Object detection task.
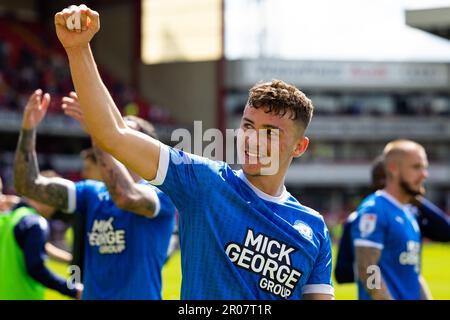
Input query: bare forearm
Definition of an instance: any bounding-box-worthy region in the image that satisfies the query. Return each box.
[14,128,39,194]
[366,277,392,300]
[93,145,157,216]
[14,128,69,210]
[66,46,124,149]
[46,243,73,264]
[358,268,393,300]
[65,45,160,180]
[355,246,393,300]
[93,145,133,202]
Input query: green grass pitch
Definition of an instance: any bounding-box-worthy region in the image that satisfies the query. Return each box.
[45,243,450,300]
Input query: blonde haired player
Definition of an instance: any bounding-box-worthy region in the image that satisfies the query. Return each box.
[352,140,431,300]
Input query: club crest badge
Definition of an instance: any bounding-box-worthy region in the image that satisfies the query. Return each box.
[293,220,313,241]
[359,213,377,238]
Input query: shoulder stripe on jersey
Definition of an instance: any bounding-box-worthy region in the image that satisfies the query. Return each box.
[376,190,408,211]
[146,187,161,219]
[149,143,170,186]
[353,239,384,250]
[302,284,335,296]
[59,179,76,213]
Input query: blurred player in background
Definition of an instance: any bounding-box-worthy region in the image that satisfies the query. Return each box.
[69,147,102,282]
[54,5,334,300]
[14,89,176,299]
[335,155,450,285]
[2,175,73,264]
[36,171,73,265]
[350,140,439,299]
[80,148,102,181]
[65,95,180,261]
[0,170,81,300]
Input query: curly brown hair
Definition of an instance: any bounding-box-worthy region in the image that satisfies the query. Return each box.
[247,79,314,130]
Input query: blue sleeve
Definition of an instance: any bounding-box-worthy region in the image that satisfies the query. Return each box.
[14,216,78,298]
[150,145,225,212]
[351,205,387,250]
[155,188,177,218]
[73,180,99,214]
[417,198,450,242]
[303,228,334,296]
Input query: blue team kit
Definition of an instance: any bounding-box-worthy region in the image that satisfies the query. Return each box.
[68,180,176,299]
[150,145,334,300]
[351,190,421,300]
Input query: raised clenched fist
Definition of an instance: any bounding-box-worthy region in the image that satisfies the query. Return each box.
[54,4,100,50]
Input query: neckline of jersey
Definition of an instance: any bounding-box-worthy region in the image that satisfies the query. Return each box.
[237,170,290,203]
[376,190,409,211]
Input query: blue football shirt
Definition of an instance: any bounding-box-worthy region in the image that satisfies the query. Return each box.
[351,190,422,300]
[67,179,176,300]
[149,145,334,300]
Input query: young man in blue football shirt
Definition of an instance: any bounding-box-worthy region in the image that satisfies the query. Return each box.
[351,140,431,300]
[14,90,176,299]
[54,5,334,300]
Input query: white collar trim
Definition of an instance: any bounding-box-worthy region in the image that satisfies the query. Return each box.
[376,190,408,211]
[237,170,290,203]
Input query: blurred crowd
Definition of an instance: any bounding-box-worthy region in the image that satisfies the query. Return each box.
[0,16,177,194]
[229,89,450,118]
[0,16,175,123]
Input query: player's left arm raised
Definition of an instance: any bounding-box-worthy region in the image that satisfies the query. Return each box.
[55,5,160,181]
[14,90,73,211]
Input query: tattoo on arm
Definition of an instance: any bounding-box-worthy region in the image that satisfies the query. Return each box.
[355,246,393,300]
[14,128,69,210]
[94,145,157,217]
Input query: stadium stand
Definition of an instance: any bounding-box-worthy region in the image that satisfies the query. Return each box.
[0,14,178,193]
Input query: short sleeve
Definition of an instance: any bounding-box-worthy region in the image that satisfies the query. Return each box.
[351,205,387,250]
[303,228,334,296]
[67,180,100,214]
[148,144,224,211]
[154,188,177,218]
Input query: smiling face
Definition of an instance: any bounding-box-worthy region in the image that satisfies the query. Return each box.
[238,105,309,176]
[237,80,313,177]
